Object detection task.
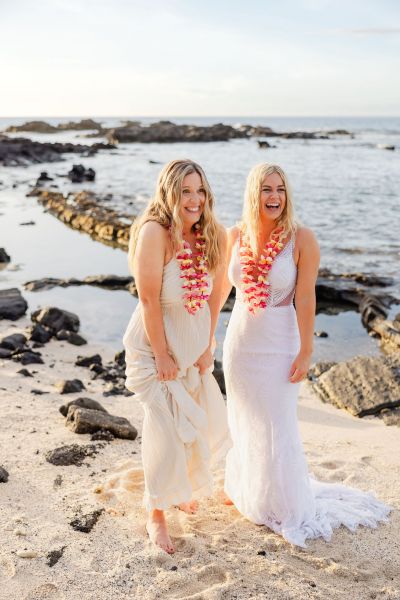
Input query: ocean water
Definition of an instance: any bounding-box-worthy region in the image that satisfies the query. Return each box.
[0,116,399,358]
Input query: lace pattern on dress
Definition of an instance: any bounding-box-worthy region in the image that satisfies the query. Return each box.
[229,234,297,308]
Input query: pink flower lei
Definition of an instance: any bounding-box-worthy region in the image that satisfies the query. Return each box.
[239,229,284,314]
[175,224,210,315]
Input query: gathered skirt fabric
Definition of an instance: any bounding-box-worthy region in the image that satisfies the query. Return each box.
[123,259,230,511]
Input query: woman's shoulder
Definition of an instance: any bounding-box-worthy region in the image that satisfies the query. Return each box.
[294,225,318,246]
[294,226,320,264]
[227,225,240,244]
[139,220,169,240]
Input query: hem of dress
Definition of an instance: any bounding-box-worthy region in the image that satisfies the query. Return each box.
[143,481,213,512]
[210,436,232,467]
[224,482,392,548]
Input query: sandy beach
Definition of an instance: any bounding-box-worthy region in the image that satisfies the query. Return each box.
[1,314,399,600]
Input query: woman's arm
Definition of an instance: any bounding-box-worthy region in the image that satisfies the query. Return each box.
[195,225,228,375]
[133,221,178,381]
[289,227,320,383]
[208,225,228,343]
[219,226,239,310]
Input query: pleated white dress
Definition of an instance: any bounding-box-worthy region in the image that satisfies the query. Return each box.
[223,236,391,547]
[123,257,230,512]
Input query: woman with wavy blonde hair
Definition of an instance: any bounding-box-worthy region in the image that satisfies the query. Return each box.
[220,162,390,547]
[123,159,230,554]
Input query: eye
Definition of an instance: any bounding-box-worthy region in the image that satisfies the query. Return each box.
[262,187,272,192]
[278,188,286,193]
[182,189,191,194]
[198,188,206,195]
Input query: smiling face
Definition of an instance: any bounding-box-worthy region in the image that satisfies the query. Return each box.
[179,171,206,230]
[259,171,286,224]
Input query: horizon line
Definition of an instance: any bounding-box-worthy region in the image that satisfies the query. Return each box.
[1,114,400,119]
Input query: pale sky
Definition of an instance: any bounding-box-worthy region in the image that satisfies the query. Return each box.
[1,0,399,116]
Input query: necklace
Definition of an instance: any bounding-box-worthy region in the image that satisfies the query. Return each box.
[175,225,210,315]
[239,230,284,314]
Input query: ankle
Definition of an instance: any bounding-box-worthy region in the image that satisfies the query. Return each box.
[149,509,165,522]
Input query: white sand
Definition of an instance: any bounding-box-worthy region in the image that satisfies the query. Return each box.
[0,317,399,600]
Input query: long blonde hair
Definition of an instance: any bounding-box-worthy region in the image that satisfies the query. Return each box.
[128,159,222,274]
[241,163,297,254]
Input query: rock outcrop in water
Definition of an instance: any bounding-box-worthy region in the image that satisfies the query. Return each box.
[315,269,396,314]
[28,189,132,250]
[3,119,352,148]
[24,275,136,295]
[104,121,333,144]
[106,120,249,144]
[0,135,114,166]
[5,119,103,133]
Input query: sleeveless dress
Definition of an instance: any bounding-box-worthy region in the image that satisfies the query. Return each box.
[123,257,230,511]
[223,234,391,547]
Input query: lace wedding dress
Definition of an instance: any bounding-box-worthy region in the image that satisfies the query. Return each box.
[223,235,391,547]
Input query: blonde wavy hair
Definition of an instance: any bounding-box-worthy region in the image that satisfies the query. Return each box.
[241,163,298,254]
[128,159,222,274]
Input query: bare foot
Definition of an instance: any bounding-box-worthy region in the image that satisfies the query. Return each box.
[176,500,199,514]
[146,510,175,554]
[222,493,234,506]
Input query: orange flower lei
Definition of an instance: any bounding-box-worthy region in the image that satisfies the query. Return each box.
[239,230,284,314]
[176,225,210,315]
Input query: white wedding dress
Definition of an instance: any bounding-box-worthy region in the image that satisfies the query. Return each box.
[223,235,391,547]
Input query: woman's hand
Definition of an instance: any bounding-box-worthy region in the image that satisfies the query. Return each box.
[194,347,214,375]
[155,351,178,381]
[289,351,311,383]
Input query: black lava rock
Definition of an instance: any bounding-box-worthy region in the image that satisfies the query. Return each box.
[46,546,65,567]
[59,397,108,418]
[13,350,44,365]
[69,508,104,533]
[0,333,27,352]
[31,306,80,334]
[75,354,102,368]
[0,288,28,320]
[0,466,9,482]
[55,330,87,346]
[28,323,53,343]
[17,368,33,377]
[45,443,98,466]
[55,379,86,394]
[0,248,11,263]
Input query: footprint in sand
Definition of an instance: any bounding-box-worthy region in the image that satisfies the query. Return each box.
[0,553,15,581]
[165,563,229,599]
[172,536,197,558]
[319,461,344,470]
[23,583,65,600]
[99,464,144,508]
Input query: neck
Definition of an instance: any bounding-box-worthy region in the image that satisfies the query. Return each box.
[258,220,277,242]
[182,226,192,237]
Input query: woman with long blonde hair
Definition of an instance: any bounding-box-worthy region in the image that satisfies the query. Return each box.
[220,163,390,547]
[123,159,230,554]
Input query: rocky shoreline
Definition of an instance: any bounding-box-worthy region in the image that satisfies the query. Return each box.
[0,135,115,167]
[1,126,399,431]
[28,189,132,250]
[1,249,399,429]
[2,118,351,149]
